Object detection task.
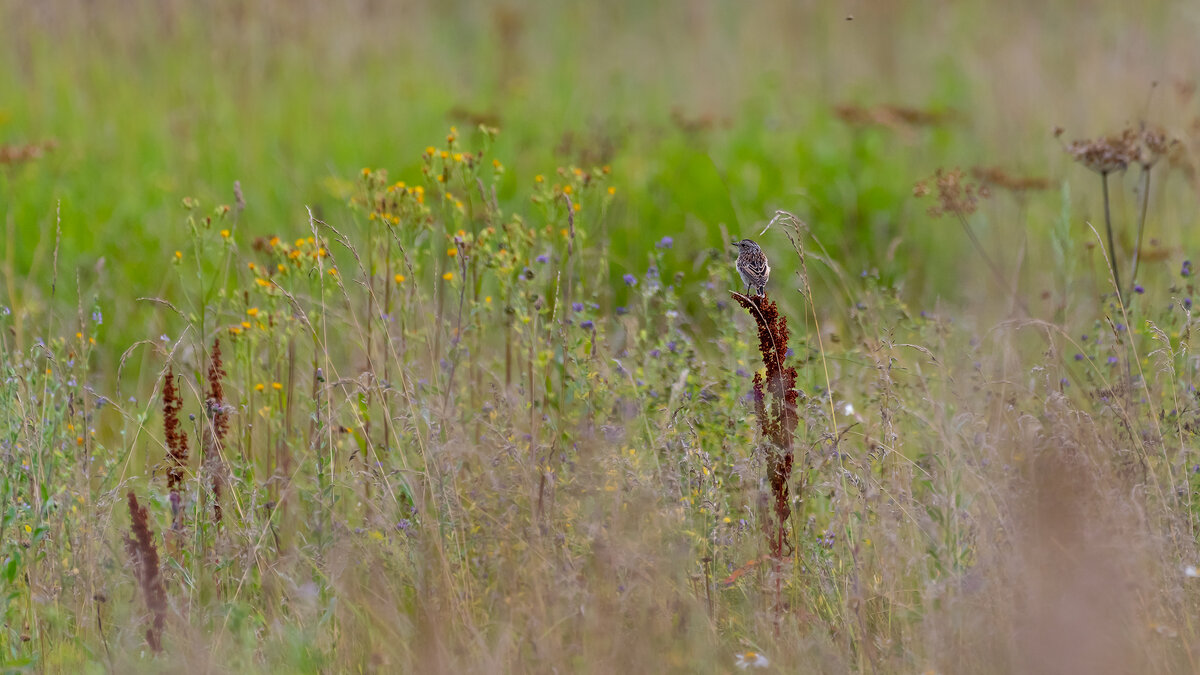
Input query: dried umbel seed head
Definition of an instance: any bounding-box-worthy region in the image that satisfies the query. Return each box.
[914,168,989,218]
[1063,124,1180,173]
[971,166,1052,194]
[1064,130,1136,174]
[0,139,57,166]
[833,103,953,132]
[1134,124,1176,168]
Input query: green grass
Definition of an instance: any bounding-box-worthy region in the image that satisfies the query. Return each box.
[4,0,1200,672]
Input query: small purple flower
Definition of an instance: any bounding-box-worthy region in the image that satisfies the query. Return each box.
[785,347,794,358]
[572,302,583,312]
[1134,284,1145,294]
[1107,356,1119,365]
[1060,378,1069,387]
[616,306,628,315]
[1074,353,1084,361]
[1184,260,1193,277]
[736,368,749,378]
[1115,323,1126,332]
[1081,334,1088,341]
[667,341,677,352]
[580,320,594,330]
[656,236,673,249]
[649,349,660,358]
[1187,298,1194,310]
[536,254,549,264]
[645,266,659,280]
[623,274,637,287]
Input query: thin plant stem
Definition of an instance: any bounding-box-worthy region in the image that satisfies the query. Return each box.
[1129,165,1152,301]
[954,212,1030,315]
[1101,171,1123,307]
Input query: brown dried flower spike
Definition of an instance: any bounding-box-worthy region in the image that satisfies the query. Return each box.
[730,292,799,558]
[125,491,167,652]
[163,368,188,494]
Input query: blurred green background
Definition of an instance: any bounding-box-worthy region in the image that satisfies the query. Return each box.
[2,0,1198,350]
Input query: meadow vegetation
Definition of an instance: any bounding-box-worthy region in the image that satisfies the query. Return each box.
[4,0,1200,672]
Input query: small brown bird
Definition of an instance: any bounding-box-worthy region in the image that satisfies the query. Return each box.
[733,239,770,296]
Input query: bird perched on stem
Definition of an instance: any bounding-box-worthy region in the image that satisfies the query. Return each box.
[733,239,770,296]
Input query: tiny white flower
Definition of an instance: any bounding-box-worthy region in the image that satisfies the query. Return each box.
[1185,565,1199,578]
[735,651,769,669]
[843,402,855,416]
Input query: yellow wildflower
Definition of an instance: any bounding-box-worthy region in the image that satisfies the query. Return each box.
[447,247,458,257]
[220,229,230,238]
[442,272,454,281]
[272,382,283,391]
[247,307,259,316]
[394,274,405,283]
